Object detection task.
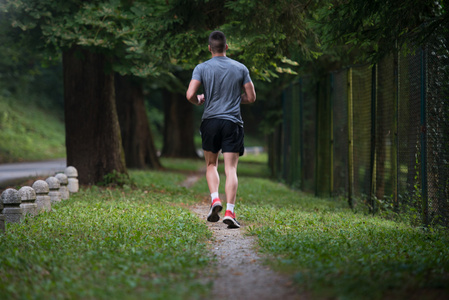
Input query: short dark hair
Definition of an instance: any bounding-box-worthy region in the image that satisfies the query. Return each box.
[209,31,226,53]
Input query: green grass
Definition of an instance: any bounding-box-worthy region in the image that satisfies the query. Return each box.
[0,96,66,163]
[235,178,449,299]
[0,178,211,300]
[159,157,205,173]
[1,156,448,300]
[189,158,449,299]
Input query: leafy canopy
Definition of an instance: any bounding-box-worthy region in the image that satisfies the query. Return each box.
[313,0,448,62]
[1,0,316,80]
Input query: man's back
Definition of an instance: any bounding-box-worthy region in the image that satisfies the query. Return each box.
[192,56,251,126]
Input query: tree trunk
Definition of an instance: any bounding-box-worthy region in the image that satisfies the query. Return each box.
[63,47,126,185]
[115,74,162,169]
[161,90,198,158]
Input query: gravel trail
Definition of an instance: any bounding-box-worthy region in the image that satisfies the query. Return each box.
[182,172,304,300]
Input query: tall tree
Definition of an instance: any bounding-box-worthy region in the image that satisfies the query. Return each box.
[115,75,162,169]
[1,0,165,183]
[161,89,198,158]
[63,47,126,184]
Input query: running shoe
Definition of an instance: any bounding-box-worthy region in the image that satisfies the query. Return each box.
[207,198,222,222]
[223,210,241,229]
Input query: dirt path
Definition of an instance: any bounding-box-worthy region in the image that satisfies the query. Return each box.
[182,172,304,300]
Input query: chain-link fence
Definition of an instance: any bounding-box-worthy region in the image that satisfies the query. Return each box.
[332,70,349,198]
[274,27,449,226]
[425,25,449,226]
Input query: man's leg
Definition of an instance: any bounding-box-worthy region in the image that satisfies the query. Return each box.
[204,150,220,195]
[222,152,241,228]
[204,150,222,222]
[223,152,239,205]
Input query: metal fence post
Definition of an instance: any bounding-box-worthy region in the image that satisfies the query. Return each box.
[393,50,399,211]
[299,78,304,190]
[329,73,334,196]
[420,46,429,225]
[282,89,288,181]
[370,64,378,212]
[348,68,354,208]
[291,82,302,188]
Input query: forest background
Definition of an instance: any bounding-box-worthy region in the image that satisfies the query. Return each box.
[0,0,447,186]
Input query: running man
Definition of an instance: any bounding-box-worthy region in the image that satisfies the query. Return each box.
[186,31,256,228]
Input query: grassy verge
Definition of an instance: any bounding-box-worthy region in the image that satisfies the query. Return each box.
[1,156,448,300]
[190,158,449,300]
[0,170,211,300]
[0,96,66,163]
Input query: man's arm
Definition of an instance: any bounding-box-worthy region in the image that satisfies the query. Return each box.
[186,79,205,105]
[241,81,256,104]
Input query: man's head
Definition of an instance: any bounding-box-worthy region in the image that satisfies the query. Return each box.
[209,31,227,54]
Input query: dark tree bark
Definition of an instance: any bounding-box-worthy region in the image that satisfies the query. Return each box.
[63,47,126,185]
[115,75,162,169]
[161,90,198,158]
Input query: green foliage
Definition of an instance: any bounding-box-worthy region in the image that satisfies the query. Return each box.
[0,0,313,92]
[2,0,165,77]
[314,0,448,62]
[220,0,309,80]
[0,95,65,163]
[98,170,133,188]
[0,185,211,299]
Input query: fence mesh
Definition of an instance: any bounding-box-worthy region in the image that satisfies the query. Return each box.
[425,25,449,226]
[332,70,348,197]
[397,48,422,211]
[352,65,372,199]
[376,56,396,201]
[282,85,293,182]
[301,77,317,193]
[273,26,448,226]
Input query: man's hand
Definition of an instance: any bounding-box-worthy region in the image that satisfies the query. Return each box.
[186,79,203,105]
[197,94,205,105]
[241,81,256,104]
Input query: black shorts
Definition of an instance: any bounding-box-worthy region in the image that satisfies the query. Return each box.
[200,119,244,156]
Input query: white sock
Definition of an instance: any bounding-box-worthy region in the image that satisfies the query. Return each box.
[227,203,235,213]
[211,192,219,202]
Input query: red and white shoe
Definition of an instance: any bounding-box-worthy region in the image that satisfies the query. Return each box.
[207,198,222,222]
[223,210,241,229]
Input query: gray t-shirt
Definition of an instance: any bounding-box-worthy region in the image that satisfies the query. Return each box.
[192,56,252,127]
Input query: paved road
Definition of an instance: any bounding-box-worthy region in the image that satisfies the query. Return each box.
[0,147,264,190]
[0,159,67,189]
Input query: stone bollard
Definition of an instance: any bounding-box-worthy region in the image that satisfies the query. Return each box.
[18,186,38,217]
[1,188,22,224]
[55,173,70,200]
[0,196,5,233]
[65,166,79,194]
[32,180,51,212]
[46,176,62,204]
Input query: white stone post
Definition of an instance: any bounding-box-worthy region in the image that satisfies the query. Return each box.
[1,188,22,224]
[55,173,70,200]
[65,166,79,193]
[46,176,62,204]
[18,186,38,217]
[32,180,51,212]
